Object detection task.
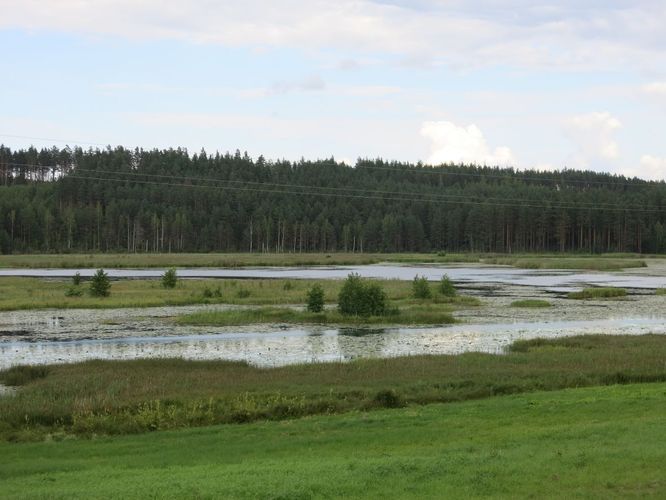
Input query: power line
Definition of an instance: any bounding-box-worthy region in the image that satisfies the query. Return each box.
[70,166,655,210]
[0,143,662,187]
[3,162,662,211]
[61,172,663,213]
[352,162,662,187]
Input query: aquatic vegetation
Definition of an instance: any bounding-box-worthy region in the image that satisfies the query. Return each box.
[510,299,551,308]
[568,287,627,299]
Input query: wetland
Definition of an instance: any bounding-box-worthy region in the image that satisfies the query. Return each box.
[2,260,666,369]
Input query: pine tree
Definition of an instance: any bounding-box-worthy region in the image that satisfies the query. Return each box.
[90,269,111,297]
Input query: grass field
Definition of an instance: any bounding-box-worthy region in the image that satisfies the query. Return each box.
[1,382,664,498]
[0,251,653,270]
[0,276,479,312]
[2,335,665,441]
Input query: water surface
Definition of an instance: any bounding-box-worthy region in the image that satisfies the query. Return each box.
[2,263,666,290]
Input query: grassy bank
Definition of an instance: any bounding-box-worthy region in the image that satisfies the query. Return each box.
[0,251,653,270]
[0,276,479,311]
[0,252,475,268]
[568,287,627,299]
[1,334,665,441]
[484,256,647,270]
[1,383,664,498]
[175,305,457,327]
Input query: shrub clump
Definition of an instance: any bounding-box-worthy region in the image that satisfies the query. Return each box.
[202,286,222,299]
[306,284,325,313]
[89,269,111,297]
[338,273,389,317]
[161,268,178,289]
[568,287,626,300]
[438,274,457,297]
[412,275,432,299]
[510,299,551,308]
[371,389,404,408]
[64,286,83,297]
[65,271,84,297]
[0,365,49,386]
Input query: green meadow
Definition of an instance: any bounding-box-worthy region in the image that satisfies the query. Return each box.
[2,335,665,441]
[1,382,664,498]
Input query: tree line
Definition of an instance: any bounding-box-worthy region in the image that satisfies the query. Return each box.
[0,144,665,254]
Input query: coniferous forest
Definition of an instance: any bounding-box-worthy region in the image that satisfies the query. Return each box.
[0,145,665,255]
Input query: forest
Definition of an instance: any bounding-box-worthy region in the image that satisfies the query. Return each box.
[0,145,665,254]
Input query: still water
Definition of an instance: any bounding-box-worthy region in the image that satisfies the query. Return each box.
[2,264,666,368]
[2,264,666,290]
[2,312,665,369]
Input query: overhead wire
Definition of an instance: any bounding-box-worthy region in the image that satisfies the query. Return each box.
[59,171,663,213]
[0,136,662,187]
[2,162,663,212]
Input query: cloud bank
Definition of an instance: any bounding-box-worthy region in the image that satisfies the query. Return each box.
[3,1,666,70]
[421,121,515,167]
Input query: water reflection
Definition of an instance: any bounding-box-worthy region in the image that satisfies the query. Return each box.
[2,316,666,370]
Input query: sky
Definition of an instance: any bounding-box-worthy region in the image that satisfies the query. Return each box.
[1,1,666,180]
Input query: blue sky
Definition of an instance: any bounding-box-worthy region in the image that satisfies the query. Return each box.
[1,1,666,179]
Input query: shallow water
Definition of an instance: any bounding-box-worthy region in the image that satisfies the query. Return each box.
[3,263,666,290]
[2,286,666,368]
[0,384,15,397]
[2,270,666,368]
[2,316,665,369]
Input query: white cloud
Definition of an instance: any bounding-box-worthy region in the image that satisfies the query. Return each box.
[421,121,515,166]
[3,1,666,70]
[565,112,621,167]
[641,82,666,108]
[268,75,326,95]
[642,82,666,96]
[628,155,666,181]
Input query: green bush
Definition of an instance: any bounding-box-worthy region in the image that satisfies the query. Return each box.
[412,275,432,299]
[89,269,111,297]
[371,389,404,408]
[236,288,251,299]
[72,272,81,286]
[202,286,222,299]
[568,287,626,299]
[438,274,457,297]
[510,299,551,308]
[0,365,49,386]
[306,284,325,313]
[161,268,178,289]
[64,286,83,297]
[338,273,389,317]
